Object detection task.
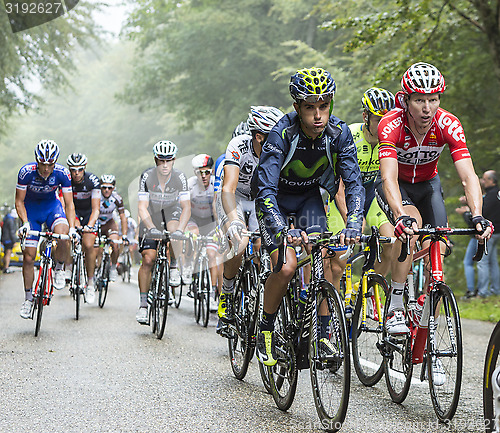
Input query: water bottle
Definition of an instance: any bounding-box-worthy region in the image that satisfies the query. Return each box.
[298,284,308,318]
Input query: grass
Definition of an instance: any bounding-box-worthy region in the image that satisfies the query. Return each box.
[457,294,500,323]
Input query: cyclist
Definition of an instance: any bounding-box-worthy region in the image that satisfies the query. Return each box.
[376,62,492,336]
[136,140,190,324]
[327,87,396,284]
[186,154,221,303]
[253,67,364,366]
[97,174,128,283]
[215,106,284,326]
[66,152,100,303]
[15,140,77,319]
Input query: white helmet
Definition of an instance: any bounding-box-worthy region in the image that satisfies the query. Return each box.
[67,152,88,168]
[100,174,116,185]
[247,106,284,134]
[153,140,177,160]
[191,154,214,169]
[35,140,59,163]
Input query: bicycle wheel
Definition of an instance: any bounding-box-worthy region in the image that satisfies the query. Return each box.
[484,321,500,433]
[98,257,110,308]
[383,287,413,403]
[173,256,183,308]
[427,283,463,422]
[34,265,48,337]
[193,265,201,323]
[74,256,82,320]
[351,274,388,386]
[268,296,298,411]
[309,281,350,432]
[200,258,211,327]
[155,260,170,339]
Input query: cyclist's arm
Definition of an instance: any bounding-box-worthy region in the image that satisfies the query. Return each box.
[334,178,348,224]
[88,195,100,228]
[177,198,191,232]
[379,156,405,221]
[138,198,154,230]
[62,189,76,229]
[15,188,28,225]
[221,164,239,224]
[119,209,128,237]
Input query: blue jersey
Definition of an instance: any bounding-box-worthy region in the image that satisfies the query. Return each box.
[253,111,364,234]
[17,162,72,202]
[213,153,225,193]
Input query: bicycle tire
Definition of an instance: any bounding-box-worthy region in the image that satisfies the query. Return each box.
[193,265,201,324]
[351,274,388,386]
[155,260,170,339]
[309,281,350,432]
[427,283,462,422]
[34,265,48,337]
[98,256,110,308]
[200,258,211,327]
[484,321,500,433]
[268,296,298,411]
[173,256,183,308]
[229,263,258,380]
[74,256,81,320]
[383,288,413,403]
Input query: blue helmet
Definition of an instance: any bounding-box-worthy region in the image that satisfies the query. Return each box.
[289,67,336,103]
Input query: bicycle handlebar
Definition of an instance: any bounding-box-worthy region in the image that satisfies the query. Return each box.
[20,230,71,250]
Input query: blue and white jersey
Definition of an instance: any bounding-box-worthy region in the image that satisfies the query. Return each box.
[17,162,72,202]
[213,153,225,194]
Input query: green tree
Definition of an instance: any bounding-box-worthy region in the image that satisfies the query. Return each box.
[0,1,102,135]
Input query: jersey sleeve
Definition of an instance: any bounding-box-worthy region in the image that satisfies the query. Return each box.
[138,170,150,202]
[435,109,471,162]
[225,136,245,167]
[177,171,190,202]
[16,164,32,191]
[377,110,403,160]
[59,166,72,194]
[115,192,125,213]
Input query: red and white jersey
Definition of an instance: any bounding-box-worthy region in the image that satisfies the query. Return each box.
[378,103,471,184]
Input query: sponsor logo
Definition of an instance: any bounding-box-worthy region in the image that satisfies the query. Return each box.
[231,150,240,161]
[379,150,393,158]
[437,112,466,143]
[380,117,403,140]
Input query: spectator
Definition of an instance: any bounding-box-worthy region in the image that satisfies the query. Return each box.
[455,196,477,298]
[1,207,18,273]
[477,170,500,297]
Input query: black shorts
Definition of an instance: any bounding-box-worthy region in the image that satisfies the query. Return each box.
[76,209,92,227]
[138,205,182,252]
[375,174,447,227]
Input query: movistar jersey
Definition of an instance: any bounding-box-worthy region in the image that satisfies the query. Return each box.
[17,162,72,201]
[254,111,364,233]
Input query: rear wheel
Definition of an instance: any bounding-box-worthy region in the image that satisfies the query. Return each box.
[309,282,350,432]
[268,296,297,411]
[351,274,388,386]
[173,255,183,308]
[155,260,170,339]
[484,321,500,433]
[383,288,412,403]
[428,283,462,422]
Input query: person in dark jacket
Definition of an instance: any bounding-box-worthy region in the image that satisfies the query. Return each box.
[477,170,500,297]
[2,208,18,273]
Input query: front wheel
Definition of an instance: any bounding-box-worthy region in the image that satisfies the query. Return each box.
[484,321,500,433]
[427,283,463,422]
[34,265,49,337]
[74,257,81,320]
[155,260,170,339]
[97,257,110,308]
[200,260,211,327]
[351,274,388,386]
[309,282,350,432]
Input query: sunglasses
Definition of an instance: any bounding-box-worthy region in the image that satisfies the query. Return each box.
[196,169,212,176]
[101,186,114,190]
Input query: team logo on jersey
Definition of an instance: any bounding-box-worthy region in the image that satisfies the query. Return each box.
[403,141,410,150]
[380,117,403,140]
[437,112,466,143]
[282,156,328,180]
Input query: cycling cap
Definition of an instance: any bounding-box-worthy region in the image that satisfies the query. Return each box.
[67,152,88,168]
[231,121,251,138]
[289,67,336,103]
[192,154,214,169]
[362,87,395,116]
[401,62,446,95]
[100,174,116,185]
[35,140,59,164]
[153,140,177,160]
[247,106,284,134]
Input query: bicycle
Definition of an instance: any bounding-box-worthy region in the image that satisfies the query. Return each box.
[190,233,216,327]
[484,320,500,433]
[383,226,484,422]
[95,234,122,308]
[341,227,395,387]
[266,226,350,432]
[69,228,87,320]
[21,229,70,336]
[120,243,132,283]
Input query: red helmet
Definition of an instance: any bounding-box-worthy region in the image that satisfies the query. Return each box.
[401,62,445,95]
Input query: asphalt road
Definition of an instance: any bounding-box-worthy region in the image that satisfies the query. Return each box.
[0,267,494,433]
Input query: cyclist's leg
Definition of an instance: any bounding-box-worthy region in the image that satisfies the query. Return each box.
[365,197,393,277]
[137,235,157,323]
[325,193,347,289]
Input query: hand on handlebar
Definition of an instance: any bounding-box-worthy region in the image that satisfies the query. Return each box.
[394,215,418,242]
[227,219,245,248]
[472,215,494,242]
[17,222,30,239]
[287,228,307,247]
